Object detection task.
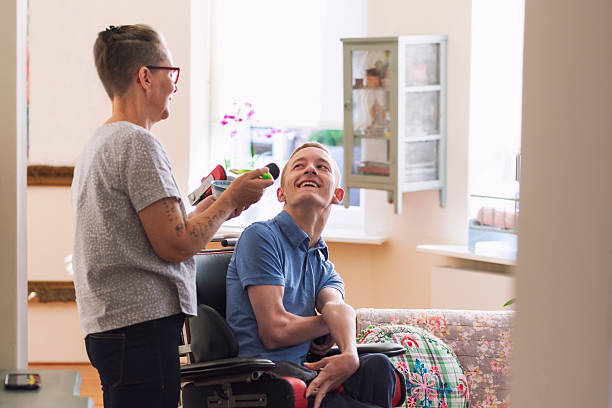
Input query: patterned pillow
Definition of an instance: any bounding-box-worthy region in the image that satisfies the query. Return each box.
[358,324,469,408]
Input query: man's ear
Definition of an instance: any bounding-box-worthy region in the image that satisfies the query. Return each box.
[331,187,344,204]
[136,66,152,90]
[277,187,286,203]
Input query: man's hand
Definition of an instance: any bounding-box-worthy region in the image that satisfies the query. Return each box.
[224,168,274,209]
[303,353,360,408]
[309,334,335,356]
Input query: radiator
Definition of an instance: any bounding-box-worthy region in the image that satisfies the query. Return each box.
[431,266,515,310]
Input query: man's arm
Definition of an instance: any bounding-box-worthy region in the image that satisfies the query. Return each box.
[303,287,360,408]
[315,287,358,357]
[247,284,330,350]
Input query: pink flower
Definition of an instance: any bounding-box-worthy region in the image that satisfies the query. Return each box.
[457,377,470,400]
[401,334,419,348]
[440,402,448,408]
[409,372,437,401]
[221,102,258,134]
[430,366,440,376]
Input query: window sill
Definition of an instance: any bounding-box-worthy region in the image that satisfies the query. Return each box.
[216,225,388,245]
[416,244,516,266]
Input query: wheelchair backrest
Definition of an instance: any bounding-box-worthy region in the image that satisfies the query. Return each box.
[194,250,234,318]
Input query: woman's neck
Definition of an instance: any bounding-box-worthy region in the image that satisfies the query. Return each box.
[106,92,152,130]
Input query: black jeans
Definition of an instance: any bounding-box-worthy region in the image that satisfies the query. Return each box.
[85,314,185,408]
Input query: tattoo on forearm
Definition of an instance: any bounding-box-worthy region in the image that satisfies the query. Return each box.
[187,209,227,241]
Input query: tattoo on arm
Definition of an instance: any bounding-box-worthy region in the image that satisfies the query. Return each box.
[187,209,227,241]
[162,198,186,237]
[162,199,179,223]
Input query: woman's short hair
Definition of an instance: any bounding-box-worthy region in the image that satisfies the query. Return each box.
[93,24,166,100]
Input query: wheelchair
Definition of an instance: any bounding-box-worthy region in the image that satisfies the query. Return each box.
[180,249,406,408]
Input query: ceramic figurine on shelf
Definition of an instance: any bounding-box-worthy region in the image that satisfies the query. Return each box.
[370,99,386,125]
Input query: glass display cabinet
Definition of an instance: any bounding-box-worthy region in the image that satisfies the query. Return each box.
[341,36,447,214]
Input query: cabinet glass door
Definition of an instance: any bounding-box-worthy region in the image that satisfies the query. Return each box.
[350,49,391,178]
[403,42,441,183]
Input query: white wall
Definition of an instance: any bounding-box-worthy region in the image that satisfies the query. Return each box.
[26,0,195,362]
[24,0,492,361]
[513,0,612,406]
[329,0,473,310]
[28,0,192,189]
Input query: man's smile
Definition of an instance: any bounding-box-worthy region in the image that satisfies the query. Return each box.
[297,180,320,188]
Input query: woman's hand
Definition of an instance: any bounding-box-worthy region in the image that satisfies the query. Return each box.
[224,168,274,209]
[227,205,247,220]
[188,195,216,218]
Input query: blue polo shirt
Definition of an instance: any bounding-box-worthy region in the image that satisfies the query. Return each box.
[226,210,345,364]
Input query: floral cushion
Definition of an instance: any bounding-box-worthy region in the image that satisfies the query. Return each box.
[356,309,513,408]
[358,324,469,408]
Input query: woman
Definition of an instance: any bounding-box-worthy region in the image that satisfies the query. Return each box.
[71,24,273,408]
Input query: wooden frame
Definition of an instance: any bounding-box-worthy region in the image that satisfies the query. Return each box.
[27,165,74,186]
[28,280,75,302]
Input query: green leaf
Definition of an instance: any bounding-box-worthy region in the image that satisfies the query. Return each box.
[503,298,516,307]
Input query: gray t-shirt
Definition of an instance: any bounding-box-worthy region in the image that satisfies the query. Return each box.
[71,121,196,336]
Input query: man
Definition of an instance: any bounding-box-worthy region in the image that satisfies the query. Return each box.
[226,142,398,408]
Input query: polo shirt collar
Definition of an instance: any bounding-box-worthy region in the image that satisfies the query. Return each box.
[274,210,328,257]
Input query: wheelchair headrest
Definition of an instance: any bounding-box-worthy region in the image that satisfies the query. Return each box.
[194,250,234,319]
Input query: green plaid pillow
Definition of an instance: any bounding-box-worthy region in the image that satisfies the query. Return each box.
[358,324,469,408]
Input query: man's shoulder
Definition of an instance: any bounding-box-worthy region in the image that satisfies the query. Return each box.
[241,219,278,240]
[235,219,282,253]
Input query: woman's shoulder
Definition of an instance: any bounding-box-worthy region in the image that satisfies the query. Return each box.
[97,121,161,150]
[98,121,152,139]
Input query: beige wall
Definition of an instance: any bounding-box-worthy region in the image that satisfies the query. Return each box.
[328,0,473,309]
[26,0,194,362]
[512,0,612,406]
[28,0,192,189]
[25,0,489,361]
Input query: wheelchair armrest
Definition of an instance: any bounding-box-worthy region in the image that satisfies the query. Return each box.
[181,356,276,386]
[306,342,405,362]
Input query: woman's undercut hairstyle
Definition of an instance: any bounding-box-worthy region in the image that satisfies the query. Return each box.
[94,24,166,100]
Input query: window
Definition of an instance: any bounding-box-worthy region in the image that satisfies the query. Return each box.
[468,0,525,256]
[205,0,367,227]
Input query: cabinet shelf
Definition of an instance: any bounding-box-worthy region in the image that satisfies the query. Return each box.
[470,193,519,201]
[404,85,441,92]
[342,36,447,213]
[353,133,391,139]
[404,135,441,142]
[352,87,391,91]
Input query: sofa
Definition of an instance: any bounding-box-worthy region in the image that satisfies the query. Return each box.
[356,308,514,408]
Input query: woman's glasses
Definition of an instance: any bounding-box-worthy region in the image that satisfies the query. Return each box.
[147,66,180,85]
